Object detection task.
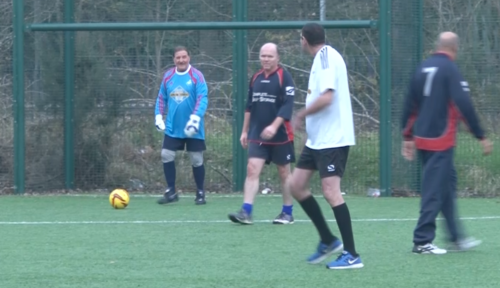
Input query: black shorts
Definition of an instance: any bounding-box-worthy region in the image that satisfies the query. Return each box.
[162,134,206,152]
[296,146,350,178]
[248,141,295,165]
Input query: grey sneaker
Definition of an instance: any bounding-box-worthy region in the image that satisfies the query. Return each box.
[447,237,482,252]
[272,212,294,224]
[228,209,253,225]
[157,188,178,204]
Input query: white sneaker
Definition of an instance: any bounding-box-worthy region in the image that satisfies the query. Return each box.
[412,243,447,255]
[448,237,482,252]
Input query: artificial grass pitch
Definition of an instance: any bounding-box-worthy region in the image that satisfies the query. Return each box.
[1,194,499,288]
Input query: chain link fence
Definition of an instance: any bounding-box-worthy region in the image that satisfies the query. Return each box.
[1,0,499,196]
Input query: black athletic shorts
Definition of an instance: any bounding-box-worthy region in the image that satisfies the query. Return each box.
[162,134,206,152]
[247,141,295,165]
[296,146,350,178]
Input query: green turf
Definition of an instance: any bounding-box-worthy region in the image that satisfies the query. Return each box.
[1,194,499,288]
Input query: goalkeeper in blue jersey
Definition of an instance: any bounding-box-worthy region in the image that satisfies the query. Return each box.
[154,46,208,205]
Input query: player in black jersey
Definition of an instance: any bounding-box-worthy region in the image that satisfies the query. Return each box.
[228,43,297,225]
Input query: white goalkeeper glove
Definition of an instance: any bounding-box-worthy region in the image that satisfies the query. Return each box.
[184,114,201,137]
[155,114,165,132]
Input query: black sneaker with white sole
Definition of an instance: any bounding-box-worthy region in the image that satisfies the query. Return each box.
[412,243,447,255]
[195,190,206,205]
[272,212,294,224]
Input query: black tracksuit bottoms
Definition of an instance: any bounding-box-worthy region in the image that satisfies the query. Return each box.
[413,147,464,245]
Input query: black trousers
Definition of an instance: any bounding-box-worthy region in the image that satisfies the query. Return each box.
[413,148,464,245]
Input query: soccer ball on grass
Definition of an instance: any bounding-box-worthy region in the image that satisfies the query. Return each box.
[109,189,130,209]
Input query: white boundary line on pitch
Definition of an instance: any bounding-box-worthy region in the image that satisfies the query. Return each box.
[11,193,350,198]
[1,216,499,225]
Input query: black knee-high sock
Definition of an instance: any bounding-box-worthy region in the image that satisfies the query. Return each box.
[333,203,358,257]
[192,165,205,191]
[299,195,337,244]
[163,161,176,189]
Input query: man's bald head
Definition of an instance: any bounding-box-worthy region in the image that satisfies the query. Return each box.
[260,43,279,56]
[435,32,459,58]
[259,42,280,73]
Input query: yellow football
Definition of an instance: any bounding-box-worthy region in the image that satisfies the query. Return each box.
[109,189,130,209]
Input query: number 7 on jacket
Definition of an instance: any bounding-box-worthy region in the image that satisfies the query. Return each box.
[422,66,438,97]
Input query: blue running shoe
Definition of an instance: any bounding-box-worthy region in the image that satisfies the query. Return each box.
[326,251,364,269]
[307,239,343,264]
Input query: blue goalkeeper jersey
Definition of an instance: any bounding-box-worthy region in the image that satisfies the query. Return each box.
[154,65,208,140]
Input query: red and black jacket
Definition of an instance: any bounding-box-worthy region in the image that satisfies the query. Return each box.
[401,53,485,151]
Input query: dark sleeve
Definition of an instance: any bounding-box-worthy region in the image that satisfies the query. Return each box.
[245,76,254,112]
[277,71,295,120]
[401,73,418,141]
[448,65,485,140]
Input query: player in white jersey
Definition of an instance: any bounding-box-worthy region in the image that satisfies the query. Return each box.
[287,23,363,269]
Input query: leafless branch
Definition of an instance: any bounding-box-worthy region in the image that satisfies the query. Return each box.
[199,0,232,20]
[351,93,379,125]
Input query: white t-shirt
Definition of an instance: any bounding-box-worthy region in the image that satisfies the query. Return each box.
[305,45,355,149]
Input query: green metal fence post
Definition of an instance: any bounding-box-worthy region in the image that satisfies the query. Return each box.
[64,0,75,190]
[231,0,248,192]
[415,0,423,194]
[13,0,25,194]
[379,0,392,196]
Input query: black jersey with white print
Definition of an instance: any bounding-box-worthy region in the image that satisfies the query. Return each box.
[245,66,295,144]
